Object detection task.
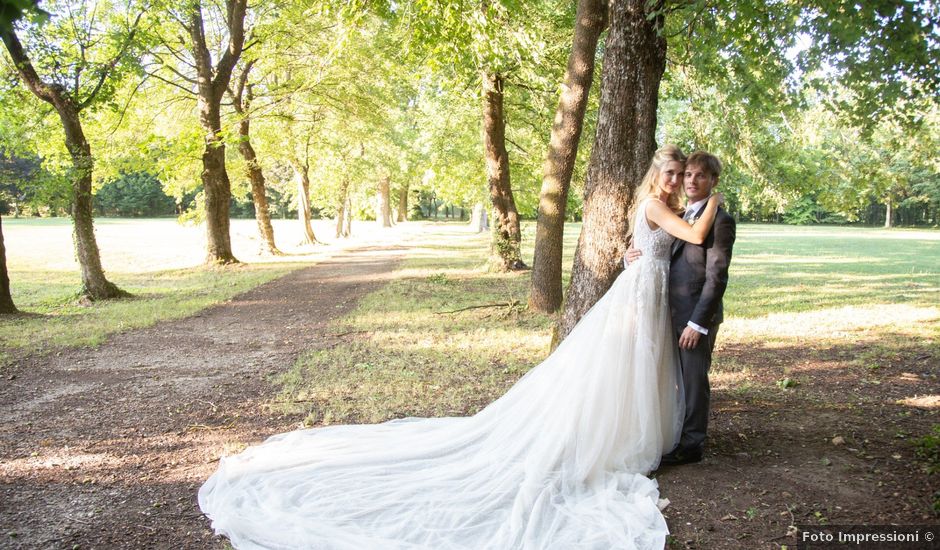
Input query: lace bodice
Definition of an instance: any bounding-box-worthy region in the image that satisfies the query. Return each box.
[632,199,676,261]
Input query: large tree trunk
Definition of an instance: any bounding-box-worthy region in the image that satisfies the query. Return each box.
[2,28,126,300]
[377,175,392,227]
[529,0,607,314]
[189,0,247,264]
[558,0,667,340]
[0,214,17,314]
[482,71,526,271]
[65,112,128,299]
[199,113,237,263]
[293,161,318,244]
[397,184,409,222]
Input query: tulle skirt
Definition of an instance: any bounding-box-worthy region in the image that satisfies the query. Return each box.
[199,258,683,549]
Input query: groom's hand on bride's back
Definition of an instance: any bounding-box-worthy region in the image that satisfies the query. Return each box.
[624,247,643,267]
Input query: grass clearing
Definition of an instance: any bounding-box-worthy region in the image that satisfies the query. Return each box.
[274,223,552,424]
[0,263,299,362]
[275,222,939,428]
[0,216,421,364]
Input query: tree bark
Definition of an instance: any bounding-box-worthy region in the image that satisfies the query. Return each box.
[64,110,128,299]
[292,161,318,244]
[1,29,126,300]
[558,0,667,340]
[0,214,17,314]
[231,65,280,255]
[344,195,353,236]
[189,0,247,264]
[397,184,409,222]
[377,175,392,227]
[482,71,526,271]
[529,0,607,313]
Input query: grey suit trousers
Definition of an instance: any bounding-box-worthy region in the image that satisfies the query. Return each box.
[676,325,719,452]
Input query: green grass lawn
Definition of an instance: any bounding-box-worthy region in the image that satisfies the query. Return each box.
[3,219,937,384]
[0,216,415,364]
[727,225,939,317]
[274,222,939,424]
[0,263,299,363]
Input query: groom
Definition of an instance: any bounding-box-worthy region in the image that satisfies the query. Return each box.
[628,151,736,466]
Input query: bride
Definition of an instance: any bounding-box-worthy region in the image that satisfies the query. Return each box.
[199,145,722,550]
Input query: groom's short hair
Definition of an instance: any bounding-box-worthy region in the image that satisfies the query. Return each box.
[686,151,722,180]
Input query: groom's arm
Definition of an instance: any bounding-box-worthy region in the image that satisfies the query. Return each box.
[689,211,736,330]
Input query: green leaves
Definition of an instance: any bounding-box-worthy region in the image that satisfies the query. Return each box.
[797,1,939,126]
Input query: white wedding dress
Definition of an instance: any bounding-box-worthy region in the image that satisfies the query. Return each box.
[199,199,684,549]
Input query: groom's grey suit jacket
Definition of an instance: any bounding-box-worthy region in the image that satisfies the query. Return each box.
[668,206,736,334]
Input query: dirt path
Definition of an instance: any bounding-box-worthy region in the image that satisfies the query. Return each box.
[3,237,937,550]
[0,246,406,549]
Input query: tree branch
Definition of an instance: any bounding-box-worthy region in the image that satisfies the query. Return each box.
[79,8,146,110]
[0,28,60,105]
[211,0,247,94]
[146,70,198,95]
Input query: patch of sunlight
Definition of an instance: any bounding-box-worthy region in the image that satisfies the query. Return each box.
[6,218,432,273]
[737,225,940,241]
[896,395,940,409]
[711,370,750,389]
[734,256,886,265]
[0,451,122,476]
[392,267,486,279]
[724,304,940,342]
[375,328,551,356]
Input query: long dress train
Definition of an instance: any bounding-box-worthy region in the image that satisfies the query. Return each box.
[199,199,683,549]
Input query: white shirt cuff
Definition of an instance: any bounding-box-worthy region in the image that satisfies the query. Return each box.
[687,321,708,335]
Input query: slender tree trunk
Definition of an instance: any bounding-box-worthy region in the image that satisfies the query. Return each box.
[344,195,352,236]
[529,0,607,313]
[558,0,667,340]
[234,140,274,251]
[0,214,17,314]
[377,175,392,227]
[241,144,279,254]
[884,195,893,228]
[232,71,280,255]
[293,161,318,244]
[482,71,526,271]
[397,184,409,222]
[336,179,350,238]
[470,203,489,232]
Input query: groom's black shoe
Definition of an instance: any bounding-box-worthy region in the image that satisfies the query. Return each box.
[659,447,703,466]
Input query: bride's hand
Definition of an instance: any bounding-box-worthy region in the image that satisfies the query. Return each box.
[710,192,725,207]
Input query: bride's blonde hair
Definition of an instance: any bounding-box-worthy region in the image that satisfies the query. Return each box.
[636,144,686,212]
[626,145,686,242]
